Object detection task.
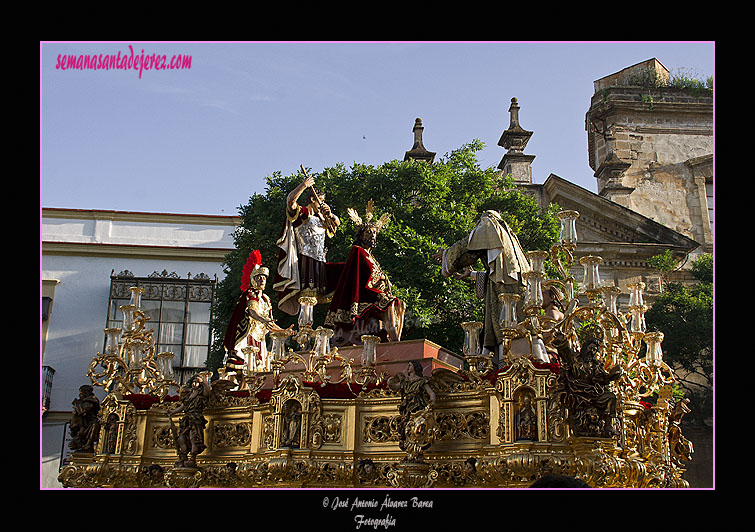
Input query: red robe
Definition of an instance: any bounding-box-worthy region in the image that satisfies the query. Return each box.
[223,292,251,366]
[323,245,398,346]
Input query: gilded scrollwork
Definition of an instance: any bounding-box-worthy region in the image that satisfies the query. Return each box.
[434,411,489,441]
[213,422,252,448]
[152,425,174,449]
[263,415,275,449]
[310,412,342,447]
[363,415,401,443]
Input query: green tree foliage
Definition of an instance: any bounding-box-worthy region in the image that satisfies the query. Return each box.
[645,253,713,427]
[209,141,561,371]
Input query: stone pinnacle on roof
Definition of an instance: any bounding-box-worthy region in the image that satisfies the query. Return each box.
[404,118,436,163]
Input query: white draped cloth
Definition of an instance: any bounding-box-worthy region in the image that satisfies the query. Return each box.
[442,211,533,354]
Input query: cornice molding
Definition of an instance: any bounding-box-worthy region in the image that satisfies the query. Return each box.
[542,174,700,250]
[42,241,232,261]
[42,207,241,227]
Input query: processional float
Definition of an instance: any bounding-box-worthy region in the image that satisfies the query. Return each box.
[58,208,693,488]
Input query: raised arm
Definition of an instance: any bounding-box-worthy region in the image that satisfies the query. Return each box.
[287,176,315,212]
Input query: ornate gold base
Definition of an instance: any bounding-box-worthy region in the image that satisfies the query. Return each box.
[59,353,692,489]
[387,460,438,488]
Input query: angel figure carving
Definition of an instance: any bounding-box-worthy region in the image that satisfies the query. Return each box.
[387,361,465,461]
[166,375,235,468]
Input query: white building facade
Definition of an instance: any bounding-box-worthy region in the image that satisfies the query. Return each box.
[41,208,239,488]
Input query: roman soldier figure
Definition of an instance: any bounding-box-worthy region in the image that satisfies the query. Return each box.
[223,250,284,382]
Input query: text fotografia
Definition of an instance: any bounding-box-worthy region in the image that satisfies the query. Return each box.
[55,45,191,79]
[324,494,433,529]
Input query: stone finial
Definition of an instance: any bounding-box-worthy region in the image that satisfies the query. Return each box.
[404,118,436,163]
[497,97,535,184]
[498,97,533,154]
[509,97,521,128]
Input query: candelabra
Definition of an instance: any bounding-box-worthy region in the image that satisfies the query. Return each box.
[623,330,674,400]
[486,210,673,403]
[87,286,178,399]
[266,295,385,390]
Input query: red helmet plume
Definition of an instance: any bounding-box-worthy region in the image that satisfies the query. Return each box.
[240,250,267,292]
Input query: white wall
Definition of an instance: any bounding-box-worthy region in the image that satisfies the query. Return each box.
[42,254,229,412]
[41,209,238,488]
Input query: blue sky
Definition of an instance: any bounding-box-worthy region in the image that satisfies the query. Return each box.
[40,41,714,216]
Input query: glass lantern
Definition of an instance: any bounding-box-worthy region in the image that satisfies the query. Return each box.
[104,328,122,356]
[602,286,621,315]
[628,281,645,308]
[523,271,544,310]
[240,345,259,372]
[579,255,602,292]
[127,339,145,369]
[630,306,647,334]
[526,250,548,274]
[120,303,137,332]
[499,293,520,330]
[297,296,317,328]
[644,332,664,364]
[563,279,574,303]
[460,322,483,358]
[314,327,334,357]
[557,210,579,247]
[360,334,380,366]
[128,286,145,309]
[270,331,289,361]
[156,351,175,380]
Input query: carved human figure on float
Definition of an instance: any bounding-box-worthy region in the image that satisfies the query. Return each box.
[540,282,566,361]
[69,385,101,453]
[387,361,436,461]
[552,325,623,438]
[273,169,342,317]
[435,210,547,365]
[323,199,406,347]
[223,250,288,385]
[166,374,211,468]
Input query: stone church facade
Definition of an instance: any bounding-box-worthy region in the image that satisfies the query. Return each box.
[461,59,713,487]
[410,58,712,310]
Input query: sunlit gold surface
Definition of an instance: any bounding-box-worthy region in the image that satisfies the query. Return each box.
[63,211,693,488]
